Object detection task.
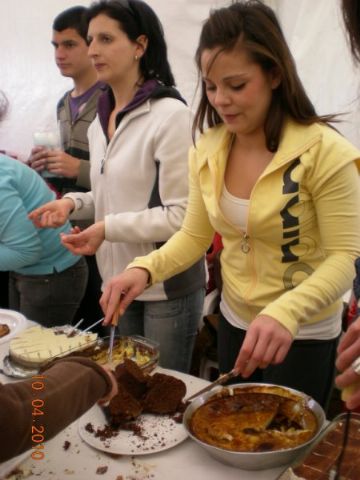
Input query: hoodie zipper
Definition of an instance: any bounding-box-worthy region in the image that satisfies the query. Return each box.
[241,232,250,253]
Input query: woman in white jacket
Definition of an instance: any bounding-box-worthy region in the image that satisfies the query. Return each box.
[30,0,205,373]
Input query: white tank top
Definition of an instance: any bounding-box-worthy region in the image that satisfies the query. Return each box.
[219,184,249,231]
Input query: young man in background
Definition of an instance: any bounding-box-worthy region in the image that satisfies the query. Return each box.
[29,6,103,329]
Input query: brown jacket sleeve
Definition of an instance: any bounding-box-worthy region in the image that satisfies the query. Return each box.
[0,357,112,463]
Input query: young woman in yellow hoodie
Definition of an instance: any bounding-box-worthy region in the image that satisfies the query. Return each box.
[102,0,360,409]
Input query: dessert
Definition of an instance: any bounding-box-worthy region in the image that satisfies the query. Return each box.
[0,323,10,338]
[280,414,360,480]
[189,387,318,453]
[89,337,154,367]
[105,359,186,427]
[143,373,187,414]
[114,358,148,400]
[62,336,158,372]
[9,325,97,368]
[108,384,143,425]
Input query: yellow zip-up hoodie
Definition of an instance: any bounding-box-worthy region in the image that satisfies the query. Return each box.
[129,119,360,337]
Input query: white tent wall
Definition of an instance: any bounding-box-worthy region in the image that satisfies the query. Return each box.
[1,0,360,159]
[274,0,360,147]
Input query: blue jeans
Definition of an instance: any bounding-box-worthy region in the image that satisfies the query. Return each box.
[117,288,205,373]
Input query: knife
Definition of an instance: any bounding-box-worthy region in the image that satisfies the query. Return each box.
[186,369,237,402]
[108,307,120,364]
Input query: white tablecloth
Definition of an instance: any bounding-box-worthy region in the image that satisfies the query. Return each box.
[0,320,286,480]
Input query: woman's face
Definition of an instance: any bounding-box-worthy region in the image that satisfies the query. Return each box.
[87,14,143,86]
[201,46,280,137]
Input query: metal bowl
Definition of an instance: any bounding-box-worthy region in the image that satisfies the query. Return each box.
[183,383,326,470]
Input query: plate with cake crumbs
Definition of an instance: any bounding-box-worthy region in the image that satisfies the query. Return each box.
[78,404,188,455]
[77,367,208,456]
[0,309,27,345]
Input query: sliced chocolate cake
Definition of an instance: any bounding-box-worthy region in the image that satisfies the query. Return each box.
[106,359,187,427]
[143,373,187,414]
[114,358,148,400]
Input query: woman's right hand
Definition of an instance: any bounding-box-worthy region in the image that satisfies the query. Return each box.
[28,198,75,228]
[100,268,150,326]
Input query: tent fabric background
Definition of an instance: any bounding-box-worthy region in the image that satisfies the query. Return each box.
[1,0,360,158]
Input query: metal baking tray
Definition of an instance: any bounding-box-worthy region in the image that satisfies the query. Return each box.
[277,412,360,479]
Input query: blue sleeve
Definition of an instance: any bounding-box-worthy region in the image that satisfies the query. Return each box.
[0,181,42,270]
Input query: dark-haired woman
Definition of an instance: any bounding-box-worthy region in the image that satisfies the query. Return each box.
[97,0,360,409]
[30,0,205,373]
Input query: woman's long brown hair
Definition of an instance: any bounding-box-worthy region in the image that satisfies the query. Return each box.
[193,0,337,151]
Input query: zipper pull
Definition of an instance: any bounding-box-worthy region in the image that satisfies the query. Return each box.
[241,233,250,253]
[100,158,105,174]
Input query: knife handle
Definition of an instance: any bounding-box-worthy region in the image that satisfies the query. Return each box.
[111,305,121,326]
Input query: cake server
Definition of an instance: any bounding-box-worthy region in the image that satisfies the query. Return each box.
[186,369,238,402]
[82,316,104,333]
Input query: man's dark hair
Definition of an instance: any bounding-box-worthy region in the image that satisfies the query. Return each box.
[53,6,89,41]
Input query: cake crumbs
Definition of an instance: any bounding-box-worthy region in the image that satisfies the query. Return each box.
[63,440,71,450]
[96,466,108,475]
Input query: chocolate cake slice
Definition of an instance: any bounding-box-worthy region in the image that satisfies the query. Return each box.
[114,358,148,400]
[107,384,143,426]
[142,373,186,414]
[104,360,187,429]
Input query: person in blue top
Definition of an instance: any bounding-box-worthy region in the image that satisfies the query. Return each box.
[0,112,88,326]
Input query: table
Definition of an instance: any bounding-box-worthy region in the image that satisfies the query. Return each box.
[0,322,286,480]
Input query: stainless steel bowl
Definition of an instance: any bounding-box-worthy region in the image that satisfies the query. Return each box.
[183,383,326,470]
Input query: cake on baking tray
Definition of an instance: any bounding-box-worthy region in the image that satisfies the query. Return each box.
[9,325,97,368]
[105,359,186,426]
[278,414,360,480]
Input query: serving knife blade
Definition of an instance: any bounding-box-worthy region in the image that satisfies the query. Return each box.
[108,308,120,364]
[186,369,237,402]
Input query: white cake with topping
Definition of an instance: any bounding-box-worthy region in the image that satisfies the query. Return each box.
[9,325,98,368]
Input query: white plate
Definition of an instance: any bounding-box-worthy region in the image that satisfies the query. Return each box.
[0,309,27,345]
[78,368,209,456]
[78,405,187,455]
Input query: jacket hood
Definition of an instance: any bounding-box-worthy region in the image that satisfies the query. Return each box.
[97,80,186,140]
[194,118,360,172]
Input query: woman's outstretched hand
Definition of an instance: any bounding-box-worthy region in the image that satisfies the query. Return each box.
[61,221,105,256]
[234,315,293,377]
[29,198,75,228]
[100,268,150,326]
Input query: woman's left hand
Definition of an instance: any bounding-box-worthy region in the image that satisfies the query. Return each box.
[234,315,293,377]
[60,221,105,256]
